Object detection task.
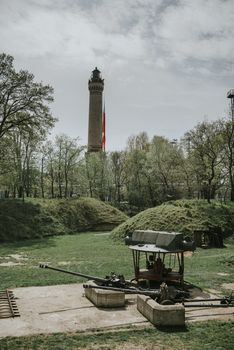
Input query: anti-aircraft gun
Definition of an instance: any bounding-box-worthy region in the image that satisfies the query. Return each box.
[39,264,187,303]
[39,264,234,306]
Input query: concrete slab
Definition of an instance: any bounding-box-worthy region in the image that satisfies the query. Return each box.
[137,295,185,326]
[0,284,149,339]
[0,283,233,338]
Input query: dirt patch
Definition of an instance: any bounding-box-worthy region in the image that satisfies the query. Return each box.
[184,251,193,257]
[221,283,234,291]
[58,261,72,266]
[119,345,162,350]
[186,287,210,299]
[0,261,23,267]
[0,253,28,266]
[8,254,25,260]
[217,272,229,276]
[206,289,223,296]
[80,343,163,350]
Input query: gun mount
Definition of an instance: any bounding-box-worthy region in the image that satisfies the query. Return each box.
[39,265,234,308]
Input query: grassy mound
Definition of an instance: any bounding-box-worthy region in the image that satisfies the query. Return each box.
[111,199,234,240]
[0,198,127,242]
[44,197,128,232]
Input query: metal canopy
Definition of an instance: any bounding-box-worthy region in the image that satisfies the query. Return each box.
[126,230,190,284]
[126,230,195,252]
[128,244,182,253]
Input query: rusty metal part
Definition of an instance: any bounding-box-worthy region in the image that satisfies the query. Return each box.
[0,290,20,318]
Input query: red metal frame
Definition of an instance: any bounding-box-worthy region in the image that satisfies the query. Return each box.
[132,249,184,284]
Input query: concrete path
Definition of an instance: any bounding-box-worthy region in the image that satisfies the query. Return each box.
[0,283,233,338]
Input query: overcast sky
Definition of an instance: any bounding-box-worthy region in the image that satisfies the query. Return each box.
[0,0,233,150]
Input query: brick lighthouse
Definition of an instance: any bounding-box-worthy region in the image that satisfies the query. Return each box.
[87,67,104,152]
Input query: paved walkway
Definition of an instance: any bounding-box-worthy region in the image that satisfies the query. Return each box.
[0,284,233,338]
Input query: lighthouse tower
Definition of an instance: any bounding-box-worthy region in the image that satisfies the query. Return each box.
[227,89,234,120]
[87,67,104,152]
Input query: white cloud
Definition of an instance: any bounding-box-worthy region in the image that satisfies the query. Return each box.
[0,0,233,150]
[1,0,233,73]
[153,0,234,70]
[0,0,146,67]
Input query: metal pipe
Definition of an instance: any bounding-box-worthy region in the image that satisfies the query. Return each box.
[39,264,107,283]
[175,298,234,303]
[83,284,160,297]
[184,304,234,308]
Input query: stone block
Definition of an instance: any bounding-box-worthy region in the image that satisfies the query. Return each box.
[137,294,185,326]
[84,281,125,308]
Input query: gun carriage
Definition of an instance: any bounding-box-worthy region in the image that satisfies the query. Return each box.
[39,231,234,307]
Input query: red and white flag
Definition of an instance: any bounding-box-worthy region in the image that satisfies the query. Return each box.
[102,103,106,151]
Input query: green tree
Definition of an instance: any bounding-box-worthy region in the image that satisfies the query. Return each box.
[148,136,184,203]
[0,53,55,139]
[43,135,85,198]
[124,133,150,208]
[110,151,126,203]
[220,107,234,201]
[85,152,110,201]
[0,125,43,198]
[0,53,56,197]
[184,121,224,203]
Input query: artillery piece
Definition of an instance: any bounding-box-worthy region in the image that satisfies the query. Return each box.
[39,264,187,304]
[39,264,234,307]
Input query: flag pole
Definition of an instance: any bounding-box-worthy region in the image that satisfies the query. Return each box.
[102,98,106,152]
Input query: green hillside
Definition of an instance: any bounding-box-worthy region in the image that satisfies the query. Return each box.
[0,198,128,242]
[111,199,234,240]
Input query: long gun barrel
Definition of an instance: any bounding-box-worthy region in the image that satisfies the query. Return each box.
[39,264,108,284]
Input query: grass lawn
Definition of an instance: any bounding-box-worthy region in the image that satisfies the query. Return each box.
[0,233,233,290]
[184,238,234,291]
[0,233,133,289]
[0,233,234,349]
[0,322,234,350]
